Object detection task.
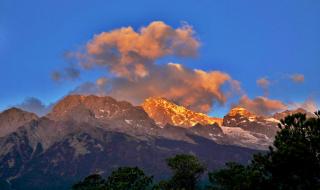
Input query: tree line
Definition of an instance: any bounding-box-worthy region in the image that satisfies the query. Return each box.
[73,111,320,190]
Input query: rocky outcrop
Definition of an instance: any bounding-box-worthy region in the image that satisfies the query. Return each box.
[0,108,38,137]
[142,97,222,128]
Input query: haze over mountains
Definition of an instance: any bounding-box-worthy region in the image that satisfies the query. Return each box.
[0,95,314,190]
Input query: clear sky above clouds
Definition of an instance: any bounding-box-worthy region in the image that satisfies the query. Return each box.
[0,0,319,116]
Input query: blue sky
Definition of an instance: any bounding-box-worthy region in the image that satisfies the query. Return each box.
[0,0,319,116]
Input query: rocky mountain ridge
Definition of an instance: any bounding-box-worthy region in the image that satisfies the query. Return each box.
[0,108,38,137]
[273,108,315,120]
[142,97,223,127]
[0,95,313,190]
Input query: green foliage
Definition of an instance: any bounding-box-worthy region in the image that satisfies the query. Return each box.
[72,154,206,190]
[158,154,206,190]
[72,174,106,190]
[267,111,320,189]
[208,160,271,190]
[72,167,153,190]
[105,167,153,190]
[208,111,320,190]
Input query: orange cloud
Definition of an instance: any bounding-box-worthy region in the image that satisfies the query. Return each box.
[65,21,242,113]
[290,74,304,83]
[83,21,199,80]
[238,95,287,116]
[256,77,270,96]
[72,63,239,113]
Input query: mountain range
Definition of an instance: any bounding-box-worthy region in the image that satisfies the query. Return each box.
[0,95,313,190]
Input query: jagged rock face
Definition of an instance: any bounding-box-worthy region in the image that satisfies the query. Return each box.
[0,95,284,190]
[227,107,255,118]
[223,107,279,138]
[223,107,257,127]
[48,95,150,123]
[142,97,223,128]
[273,108,315,120]
[46,95,159,137]
[0,119,257,190]
[0,108,38,137]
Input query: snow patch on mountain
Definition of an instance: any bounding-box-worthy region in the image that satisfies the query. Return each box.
[221,126,272,150]
[68,137,90,157]
[264,118,280,123]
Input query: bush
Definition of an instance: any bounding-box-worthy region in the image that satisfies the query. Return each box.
[72,167,153,190]
[157,154,206,190]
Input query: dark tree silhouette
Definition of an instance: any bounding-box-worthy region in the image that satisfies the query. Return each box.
[105,167,153,190]
[156,154,206,190]
[72,174,106,190]
[72,167,153,190]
